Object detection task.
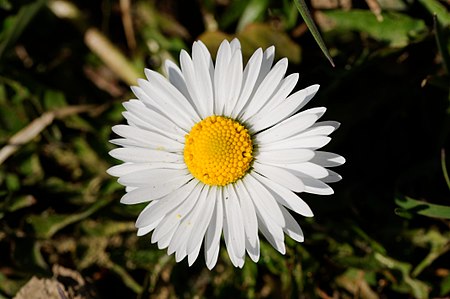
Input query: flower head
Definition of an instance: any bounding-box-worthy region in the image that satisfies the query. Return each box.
[107,39,345,269]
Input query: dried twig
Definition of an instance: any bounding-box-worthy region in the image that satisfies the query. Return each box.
[365,0,383,21]
[120,0,137,50]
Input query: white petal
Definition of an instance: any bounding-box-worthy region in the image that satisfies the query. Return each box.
[253,162,305,192]
[120,175,191,203]
[255,148,315,164]
[310,151,346,167]
[231,48,263,118]
[109,138,141,148]
[259,136,331,151]
[137,223,158,236]
[279,205,304,242]
[222,190,245,268]
[230,38,241,52]
[222,211,238,267]
[255,113,319,144]
[187,187,216,255]
[180,50,208,118]
[168,185,209,256]
[248,73,300,131]
[138,78,194,130]
[117,167,188,186]
[245,237,260,263]
[214,40,232,115]
[107,163,149,177]
[301,176,334,195]
[164,60,195,110]
[122,99,186,140]
[234,180,258,248]
[223,185,246,260]
[144,68,200,122]
[252,171,313,217]
[322,169,342,183]
[196,40,215,80]
[188,242,202,266]
[136,203,162,236]
[172,247,187,261]
[241,58,288,121]
[109,148,183,164]
[286,162,329,179]
[135,179,198,228]
[299,121,340,137]
[151,214,179,246]
[112,125,183,152]
[156,184,203,255]
[204,187,223,269]
[243,174,285,227]
[156,223,178,250]
[223,49,243,116]
[206,241,220,270]
[191,41,214,116]
[107,162,186,177]
[130,86,161,112]
[248,85,320,131]
[253,46,275,92]
[256,212,285,254]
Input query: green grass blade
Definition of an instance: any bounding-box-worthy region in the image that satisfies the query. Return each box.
[419,0,450,27]
[293,0,335,67]
[0,0,47,60]
[442,149,450,191]
[434,14,450,75]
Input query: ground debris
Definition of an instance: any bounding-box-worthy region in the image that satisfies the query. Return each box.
[13,265,96,299]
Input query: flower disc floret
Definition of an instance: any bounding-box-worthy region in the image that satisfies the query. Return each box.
[184,115,253,186]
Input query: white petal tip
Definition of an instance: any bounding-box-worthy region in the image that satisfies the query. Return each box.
[119,196,135,205]
[303,210,314,217]
[311,84,320,91]
[106,166,117,177]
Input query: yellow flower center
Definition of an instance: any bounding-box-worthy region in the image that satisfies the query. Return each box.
[184,115,253,186]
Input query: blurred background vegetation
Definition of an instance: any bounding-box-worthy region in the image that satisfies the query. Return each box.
[0,0,449,298]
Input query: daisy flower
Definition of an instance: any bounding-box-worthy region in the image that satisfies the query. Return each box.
[107,39,344,269]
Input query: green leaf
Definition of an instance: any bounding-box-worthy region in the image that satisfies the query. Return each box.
[27,197,111,239]
[293,0,335,67]
[5,173,20,192]
[351,225,387,254]
[410,229,450,277]
[0,0,47,60]
[441,274,450,296]
[434,15,450,75]
[80,219,135,236]
[0,0,12,10]
[43,90,67,110]
[6,195,36,212]
[395,196,450,219]
[419,0,450,27]
[375,253,430,299]
[320,10,427,48]
[0,273,27,297]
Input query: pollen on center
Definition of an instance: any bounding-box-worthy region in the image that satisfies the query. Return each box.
[184,115,253,186]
